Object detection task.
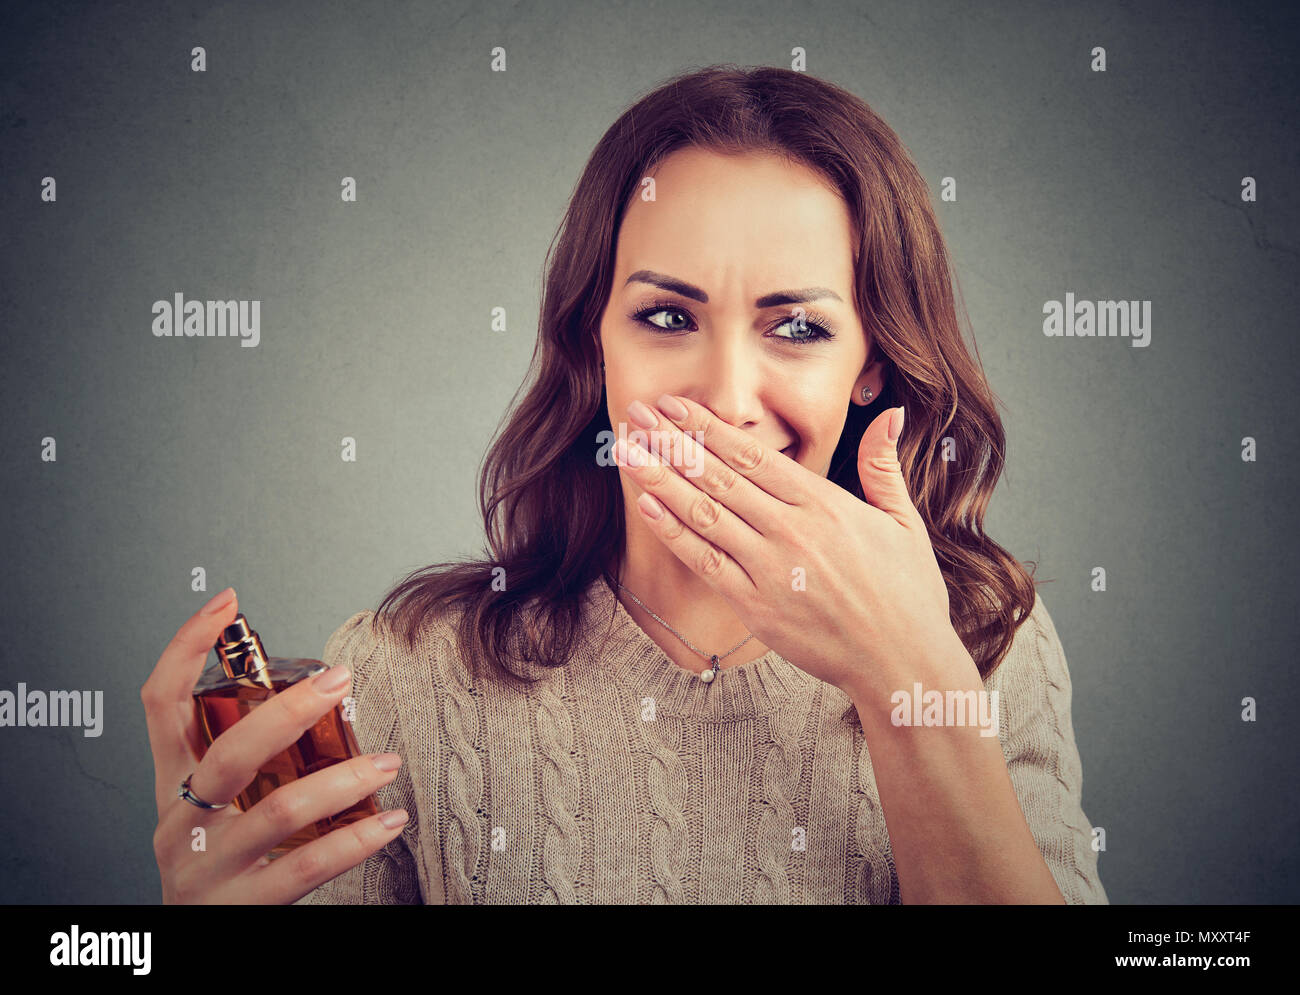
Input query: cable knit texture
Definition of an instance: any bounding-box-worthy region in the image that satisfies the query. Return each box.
[295,575,1108,905]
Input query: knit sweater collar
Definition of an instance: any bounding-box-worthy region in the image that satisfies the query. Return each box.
[579,573,818,721]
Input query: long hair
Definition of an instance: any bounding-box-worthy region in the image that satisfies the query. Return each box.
[373,63,1041,684]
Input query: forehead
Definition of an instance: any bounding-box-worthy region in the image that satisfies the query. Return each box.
[616,148,857,291]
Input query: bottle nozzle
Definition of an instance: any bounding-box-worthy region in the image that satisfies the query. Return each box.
[214,612,273,686]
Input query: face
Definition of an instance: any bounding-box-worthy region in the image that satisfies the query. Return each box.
[599,147,882,488]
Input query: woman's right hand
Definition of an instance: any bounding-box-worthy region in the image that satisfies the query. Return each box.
[141,586,409,904]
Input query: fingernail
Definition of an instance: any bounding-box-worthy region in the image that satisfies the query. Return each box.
[201,587,236,615]
[887,406,905,444]
[314,665,351,692]
[615,437,648,467]
[379,809,409,829]
[657,393,688,420]
[627,399,658,429]
[371,753,402,772]
[637,492,664,520]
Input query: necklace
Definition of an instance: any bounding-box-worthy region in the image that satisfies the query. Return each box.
[616,579,756,683]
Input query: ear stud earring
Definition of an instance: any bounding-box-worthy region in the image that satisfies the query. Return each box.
[861,387,873,402]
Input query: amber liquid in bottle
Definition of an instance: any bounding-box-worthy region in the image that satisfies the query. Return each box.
[192,612,379,859]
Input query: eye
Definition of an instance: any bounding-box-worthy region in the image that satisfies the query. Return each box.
[769,308,837,345]
[630,299,695,333]
[628,300,838,345]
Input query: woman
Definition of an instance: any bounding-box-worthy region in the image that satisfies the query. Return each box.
[145,64,1107,904]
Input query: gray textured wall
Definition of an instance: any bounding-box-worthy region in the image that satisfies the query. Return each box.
[1,0,1296,904]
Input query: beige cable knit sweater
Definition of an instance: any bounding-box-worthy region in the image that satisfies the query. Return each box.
[295,574,1108,904]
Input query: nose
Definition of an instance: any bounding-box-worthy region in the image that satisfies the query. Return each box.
[689,331,765,430]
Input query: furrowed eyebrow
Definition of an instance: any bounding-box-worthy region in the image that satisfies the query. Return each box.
[624,270,843,307]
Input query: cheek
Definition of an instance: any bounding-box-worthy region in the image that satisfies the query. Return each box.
[603,376,635,428]
[604,357,679,427]
[782,387,842,450]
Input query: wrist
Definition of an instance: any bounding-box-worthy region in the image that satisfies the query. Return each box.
[843,627,979,723]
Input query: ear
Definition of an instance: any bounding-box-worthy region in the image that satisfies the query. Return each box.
[852,356,886,406]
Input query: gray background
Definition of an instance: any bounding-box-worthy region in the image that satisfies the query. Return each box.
[1,0,1296,904]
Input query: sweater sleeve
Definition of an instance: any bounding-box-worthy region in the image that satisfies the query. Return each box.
[293,610,423,905]
[985,591,1109,905]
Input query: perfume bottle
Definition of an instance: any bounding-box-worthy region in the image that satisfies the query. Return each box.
[192,612,379,858]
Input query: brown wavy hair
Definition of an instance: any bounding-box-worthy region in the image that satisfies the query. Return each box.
[373,63,1042,684]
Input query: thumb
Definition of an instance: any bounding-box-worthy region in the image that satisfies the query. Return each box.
[856,405,916,526]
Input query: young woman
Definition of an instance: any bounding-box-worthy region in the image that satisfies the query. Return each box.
[145,64,1107,904]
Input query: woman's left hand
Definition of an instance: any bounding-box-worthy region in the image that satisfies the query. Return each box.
[613,393,975,701]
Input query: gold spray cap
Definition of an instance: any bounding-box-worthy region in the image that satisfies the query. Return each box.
[214,613,271,680]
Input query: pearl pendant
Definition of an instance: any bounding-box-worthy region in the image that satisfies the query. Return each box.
[701,654,719,683]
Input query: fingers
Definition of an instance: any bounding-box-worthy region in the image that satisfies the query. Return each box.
[655,393,809,505]
[614,435,765,583]
[624,397,793,537]
[228,807,411,905]
[188,663,356,811]
[197,752,404,879]
[617,448,758,599]
[154,662,360,875]
[141,588,242,818]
